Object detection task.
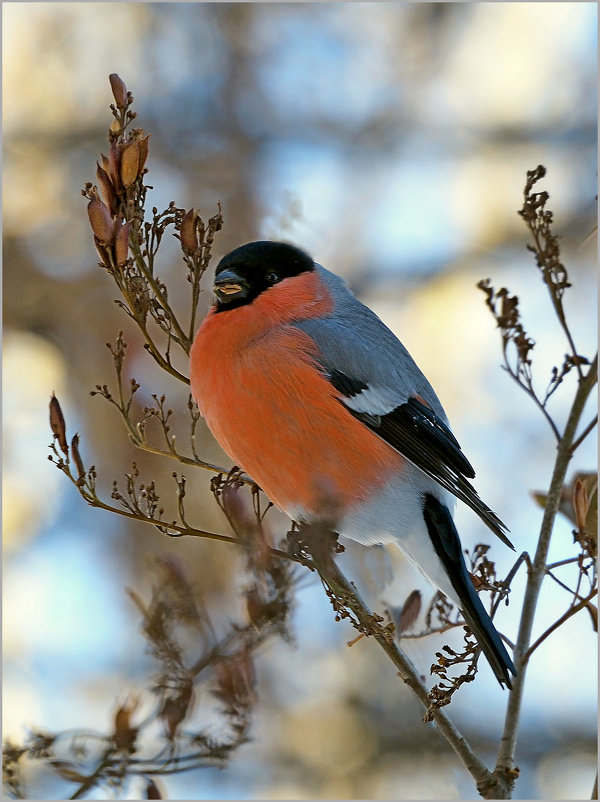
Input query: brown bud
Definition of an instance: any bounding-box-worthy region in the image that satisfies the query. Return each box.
[161,682,193,739]
[146,779,163,799]
[94,241,111,267]
[180,209,199,254]
[71,433,86,485]
[87,195,115,245]
[573,478,589,533]
[120,140,140,188]
[573,473,598,545]
[49,393,68,454]
[221,483,251,530]
[108,141,121,189]
[469,573,485,591]
[114,696,138,753]
[109,73,128,108]
[397,589,422,634]
[114,221,132,266]
[137,134,150,175]
[96,163,116,213]
[213,650,255,712]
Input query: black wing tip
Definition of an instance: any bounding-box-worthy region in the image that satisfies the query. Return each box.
[423,494,517,690]
[465,615,517,690]
[485,512,514,551]
[493,655,517,689]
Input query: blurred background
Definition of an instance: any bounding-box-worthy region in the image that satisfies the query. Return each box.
[3,2,597,799]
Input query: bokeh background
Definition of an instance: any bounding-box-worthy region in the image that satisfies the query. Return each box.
[3,2,597,799]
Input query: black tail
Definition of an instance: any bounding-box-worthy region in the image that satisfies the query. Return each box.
[423,493,517,688]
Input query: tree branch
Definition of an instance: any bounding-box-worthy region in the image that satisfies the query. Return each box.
[569,414,598,456]
[291,527,498,793]
[523,587,597,660]
[494,355,597,789]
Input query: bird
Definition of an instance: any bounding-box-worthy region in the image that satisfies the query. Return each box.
[190,240,517,688]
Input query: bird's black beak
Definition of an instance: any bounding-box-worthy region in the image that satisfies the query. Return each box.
[213,268,248,305]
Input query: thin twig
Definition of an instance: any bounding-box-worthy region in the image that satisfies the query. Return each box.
[546,569,589,600]
[495,355,597,787]
[490,551,531,619]
[523,587,597,660]
[129,239,191,352]
[300,538,497,792]
[569,415,598,456]
[546,556,582,570]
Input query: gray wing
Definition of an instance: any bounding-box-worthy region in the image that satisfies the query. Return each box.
[292,265,512,547]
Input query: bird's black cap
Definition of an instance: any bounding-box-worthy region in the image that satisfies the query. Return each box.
[213,241,314,310]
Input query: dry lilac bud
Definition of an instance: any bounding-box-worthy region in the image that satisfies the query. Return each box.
[96,163,116,213]
[161,684,193,739]
[120,140,140,188]
[108,142,121,189]
[397,589,422,634]
[572,474,597,545]
[221,483,252,530]
[214,650,255,710]
[113,697,138,753]
[94,241,111,267]
[71,433,86,484]
[109,73,128,108]
[573,478,589,533]
[180,209,199,254]
[49,393,68,454]
[146,779,163,799]
[137,134,150,175]
[87,194,115,245]
[114,221,132,266]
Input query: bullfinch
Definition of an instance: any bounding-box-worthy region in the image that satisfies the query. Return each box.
[190,241,516,688]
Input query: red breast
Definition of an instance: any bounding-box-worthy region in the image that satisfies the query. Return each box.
[190,270,402,521]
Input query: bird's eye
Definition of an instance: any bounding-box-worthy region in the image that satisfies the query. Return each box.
[266,271,280,284]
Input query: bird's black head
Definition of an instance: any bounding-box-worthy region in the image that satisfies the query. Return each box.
[212,241,314,311]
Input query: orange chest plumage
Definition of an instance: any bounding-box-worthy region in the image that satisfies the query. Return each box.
[190,273,400,520]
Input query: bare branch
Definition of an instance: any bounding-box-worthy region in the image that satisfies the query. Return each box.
[495,354,597,782]
[524,587,598,660]
[569,414,598,456]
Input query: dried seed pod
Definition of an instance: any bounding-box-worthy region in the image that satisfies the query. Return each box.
[114,221,132,266]
[160,682,193,739]
[96,162,116,213]
[108,141,121,189]
[113,696,138,753]
[128,275,150,319]
[94,241,111,267]
[87,194,115,245]
[100,153,111,180]
[146,779,163,799]
[120,140,140,188]
[109,73,128,108]
[49,393,68,454]
[573,478,589,533]
[221,482,251,530]
[137,134,150,175]
[180,208,199,254]
[573,474,598,542]
[70,433,86,484]
[398,589,422,634]
[213,650,255,712]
